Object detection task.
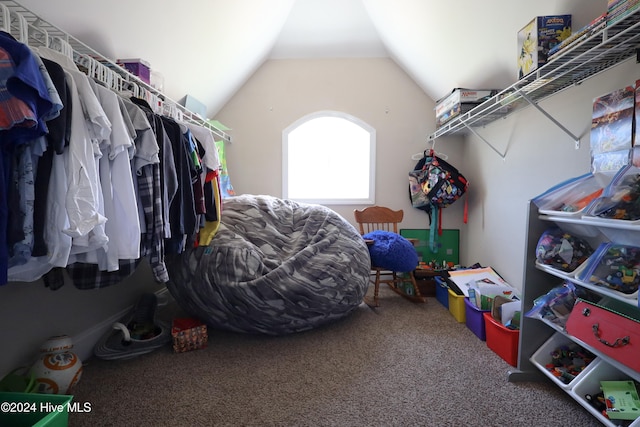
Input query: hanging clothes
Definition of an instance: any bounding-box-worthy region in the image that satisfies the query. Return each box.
[36,47,109,249]
[120,97,168,283]
[31,57,71,258]
[0,31,56,285]
[2,26,227,289]
[7,53,64,267]
[130,97,178,240]
[89,81,140,270]
[160,115,197,254]
[183,121,223,245]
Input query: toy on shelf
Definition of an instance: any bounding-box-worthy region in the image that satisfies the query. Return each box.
[544,343,596,384]
[525,281,587,328]
[578,243,640,296]
[593,172,640,220]
[535,227,593,272]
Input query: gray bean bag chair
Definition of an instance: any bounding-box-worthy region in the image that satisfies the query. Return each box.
[166,195,371,335]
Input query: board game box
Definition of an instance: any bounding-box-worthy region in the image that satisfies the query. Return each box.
[517,15,572,78]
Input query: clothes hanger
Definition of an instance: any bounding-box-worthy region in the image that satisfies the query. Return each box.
[98,60,114,89]
[48,35,73,60]
[14,11,28,44]
[114,73,127,94]
[29,25,48,48]
[24,16,49,48]
[0,4,9,33]
[127,81,139,99]
[411,139,448,161]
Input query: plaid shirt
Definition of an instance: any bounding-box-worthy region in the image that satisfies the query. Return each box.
[66,259,142,290]
[132,101,169,283]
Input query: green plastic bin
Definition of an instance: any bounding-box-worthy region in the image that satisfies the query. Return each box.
[0,368,36,393]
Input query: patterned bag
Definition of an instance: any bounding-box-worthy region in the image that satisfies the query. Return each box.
[409,150,468,212]
[409,150,469,252]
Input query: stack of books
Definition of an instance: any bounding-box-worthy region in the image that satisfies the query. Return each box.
[607,0,640,27]
[548,13,606,57]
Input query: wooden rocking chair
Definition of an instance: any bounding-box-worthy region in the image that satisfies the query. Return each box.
[354,206,427,307]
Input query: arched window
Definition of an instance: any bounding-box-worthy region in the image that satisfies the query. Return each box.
[282,111,376,204]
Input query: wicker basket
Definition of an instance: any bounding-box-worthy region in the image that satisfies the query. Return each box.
[171,318,208,353]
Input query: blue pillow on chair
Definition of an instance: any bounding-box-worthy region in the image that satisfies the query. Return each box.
[363,230,419,272]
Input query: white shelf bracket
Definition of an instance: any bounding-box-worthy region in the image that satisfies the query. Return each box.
[517,90,581,149]
[461,122,507,160]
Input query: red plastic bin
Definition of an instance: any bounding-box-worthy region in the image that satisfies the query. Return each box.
[483,312,519,367]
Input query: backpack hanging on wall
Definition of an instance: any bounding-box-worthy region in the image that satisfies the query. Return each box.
[409,149,468,252]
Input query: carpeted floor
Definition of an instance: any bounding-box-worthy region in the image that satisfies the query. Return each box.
[68,286,600,427]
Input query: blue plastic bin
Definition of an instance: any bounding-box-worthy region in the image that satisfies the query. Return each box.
[434,276,449,309]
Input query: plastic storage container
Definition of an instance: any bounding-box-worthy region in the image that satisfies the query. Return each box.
[483,312,520,367]
[0,392,72,427]
[530,332,598,389]
[571,360,635,425]
[117,58,151,84]
[0,368,36,393]
[448,290,466,323]
[566,299,640,372]
[434,276,449,308]
[464,297,489,340]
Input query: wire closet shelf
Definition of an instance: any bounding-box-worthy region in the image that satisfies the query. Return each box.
[0,0,232,143]
[429,9,640,142]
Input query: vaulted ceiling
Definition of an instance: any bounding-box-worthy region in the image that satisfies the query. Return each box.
[17,0,607,117]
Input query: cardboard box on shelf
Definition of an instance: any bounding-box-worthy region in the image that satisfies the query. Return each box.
[435,89,498,128]
[517,15,572,78]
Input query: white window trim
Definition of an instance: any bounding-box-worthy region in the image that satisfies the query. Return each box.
[282,110,376,205]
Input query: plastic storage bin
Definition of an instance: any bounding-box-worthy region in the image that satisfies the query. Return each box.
[566,299,640,372]
[464,297,489,340]
[0,368,36,393]
[448,290,466,323]
[571,360,634,424]
[530,332,598,389]
[483,312,520,367]
[434,276,449,308]
[0,392,72,427]
[117,58,151,84]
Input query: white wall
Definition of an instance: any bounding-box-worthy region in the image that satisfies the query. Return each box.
[217,56,640,293]
[3,10,632,380]
[0,57,468,378]
[215,57,468,232]
[461,60,640,289]
[0,263,164,377]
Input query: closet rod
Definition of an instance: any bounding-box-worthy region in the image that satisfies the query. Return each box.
[0,0,232,143]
